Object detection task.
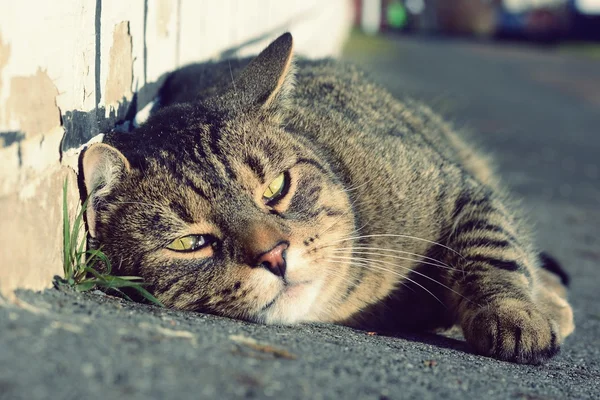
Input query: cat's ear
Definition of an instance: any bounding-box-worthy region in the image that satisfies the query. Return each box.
[225,32,295,116]
[81,143,131,238]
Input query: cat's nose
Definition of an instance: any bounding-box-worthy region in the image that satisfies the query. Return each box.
[255,242,288,278]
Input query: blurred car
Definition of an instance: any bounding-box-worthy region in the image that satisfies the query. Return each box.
[568,0,600,39]
[496,1,571,41]
[571,0,600,14]
[435,0,499,38]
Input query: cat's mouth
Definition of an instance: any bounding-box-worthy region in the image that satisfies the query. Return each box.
[261,280,312,312]
[255,278,324,325]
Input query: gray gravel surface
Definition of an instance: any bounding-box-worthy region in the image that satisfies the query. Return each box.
[2,35,599,400]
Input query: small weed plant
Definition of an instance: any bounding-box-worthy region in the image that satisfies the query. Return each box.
[55,179,162,306]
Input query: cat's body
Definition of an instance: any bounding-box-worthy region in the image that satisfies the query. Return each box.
[83,33,573,364]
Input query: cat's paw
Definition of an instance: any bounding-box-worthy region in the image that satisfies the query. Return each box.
[462,299,560,364]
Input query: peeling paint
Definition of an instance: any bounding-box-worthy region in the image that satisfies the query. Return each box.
[0,126,64,198]
[156,0,174,37]
[0,32,10,88]
[18,127,65,199]
[104,21,133,108]
[0,141,21,195]
[6,69,60,138]
[0,167,78,298]
[0,33,12,124]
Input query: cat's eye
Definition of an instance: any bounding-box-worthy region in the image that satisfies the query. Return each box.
[262,172,289,204]
[166,235,209,252]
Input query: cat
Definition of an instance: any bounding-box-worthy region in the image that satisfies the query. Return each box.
[82,33,574,364]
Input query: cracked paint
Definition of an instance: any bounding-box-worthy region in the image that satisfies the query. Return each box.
[0,32,10,90]
[156,0,174,37]
[6,69,60,138]
[0,166,78,297]
[0,32,12,124]
[104,21,133,108]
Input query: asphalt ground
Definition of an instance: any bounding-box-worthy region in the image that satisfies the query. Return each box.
[1,33,599,400]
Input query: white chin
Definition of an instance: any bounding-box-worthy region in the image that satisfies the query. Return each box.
[260,280,323,325]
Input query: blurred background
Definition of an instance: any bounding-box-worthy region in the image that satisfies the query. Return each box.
[345,0,600,216]
[345,0,599,209]
[355,0,600,42]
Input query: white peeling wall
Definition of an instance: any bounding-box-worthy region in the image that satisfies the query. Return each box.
[0,0,352,297]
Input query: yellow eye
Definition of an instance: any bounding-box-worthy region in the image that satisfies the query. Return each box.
[166,235,207,252]
[262,172,288,204]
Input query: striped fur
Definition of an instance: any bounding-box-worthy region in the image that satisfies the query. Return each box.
[82,33,573,364]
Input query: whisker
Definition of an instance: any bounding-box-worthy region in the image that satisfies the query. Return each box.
[330,220,370,243]
[327,254,475,307]
[318,212,351,238]
[339,175,378,194]
[323,258,417,294]
[327,234,465,260]
[326,256,446,307]
[322,264,365,287]
[330,247,455,271]
[316,194,364,238]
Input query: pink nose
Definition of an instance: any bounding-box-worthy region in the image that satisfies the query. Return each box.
[255,242,288,277]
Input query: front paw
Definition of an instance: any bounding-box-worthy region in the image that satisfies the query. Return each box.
[462,299,560,364]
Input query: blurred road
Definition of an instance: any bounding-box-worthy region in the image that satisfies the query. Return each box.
[1,34,599,400]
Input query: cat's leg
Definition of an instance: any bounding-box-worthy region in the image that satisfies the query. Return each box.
[535,266,574,339]
[445,188,574,364]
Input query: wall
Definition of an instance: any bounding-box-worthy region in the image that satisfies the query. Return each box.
[0,0,352,297]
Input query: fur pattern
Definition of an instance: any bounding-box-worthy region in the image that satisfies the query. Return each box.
[82,33,573,364]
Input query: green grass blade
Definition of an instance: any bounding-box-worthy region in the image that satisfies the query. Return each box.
[69,209,79,263]
[80,271,136,289]
[81,266,106,282]
[62,179,72,279]
[60,181,161,307]
[97,276,149,289]
[85,249,112,273]
[131,286,164,307]
[102,278,162,306]
[83,249,101,267]
[76,230,88,263]
[75,281,97,292]
[69,198,89,266]
[106,287,134,302]
[112,276,144,281]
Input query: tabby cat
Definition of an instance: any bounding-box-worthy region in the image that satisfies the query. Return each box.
[82,33,574,364]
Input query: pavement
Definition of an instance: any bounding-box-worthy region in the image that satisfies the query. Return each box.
[1,34,599,400]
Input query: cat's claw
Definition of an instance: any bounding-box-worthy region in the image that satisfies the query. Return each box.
[463,299,561,364]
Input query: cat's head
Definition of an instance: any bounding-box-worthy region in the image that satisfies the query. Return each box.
[82,33,358,324]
